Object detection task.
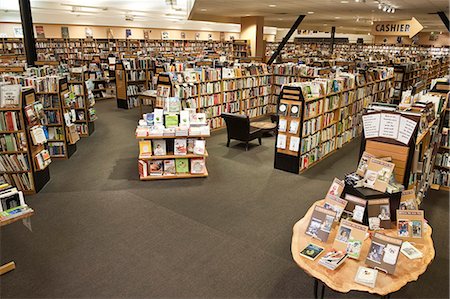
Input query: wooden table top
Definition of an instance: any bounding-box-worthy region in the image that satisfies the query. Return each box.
[0,210,34,227]
[250,121,277,130]
[291,200,435,296]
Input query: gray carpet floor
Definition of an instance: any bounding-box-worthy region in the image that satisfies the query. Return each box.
[1,100,448,298]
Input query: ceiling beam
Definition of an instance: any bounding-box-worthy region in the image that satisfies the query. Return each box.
[267,15,305,65]
[437,11,449,32]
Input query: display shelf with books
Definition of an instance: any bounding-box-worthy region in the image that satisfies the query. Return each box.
[38,77,78,159]
[135,101,210,180]
[115,58,154,109]
[0,86,51,194]
[274,68,394,173]
[68,68,95,137]
[232,40,250,59]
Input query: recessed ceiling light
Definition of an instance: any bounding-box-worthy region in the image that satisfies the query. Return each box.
[269,4,276,7]
[278,18,283,20]
[323,24,328,26]
[340,0,349,3]
[200,8,207,12]
[307,11,314,14]
[334,16,341,19]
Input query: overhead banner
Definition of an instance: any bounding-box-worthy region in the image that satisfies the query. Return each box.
[371,17,423,38]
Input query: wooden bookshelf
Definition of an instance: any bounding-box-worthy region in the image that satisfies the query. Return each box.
[68,69,95,136]
[232,40,250,59]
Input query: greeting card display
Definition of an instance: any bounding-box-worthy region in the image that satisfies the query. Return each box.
[323,194,348,222]
[363,158,395,193]
[367,198,391,230]
[357,151,375,176]
[396,210,424,238]
[327,178,345,197]
[333,219,368,260]
[365,233,402,274]
[399,189,418,210]
[305,205,336,242]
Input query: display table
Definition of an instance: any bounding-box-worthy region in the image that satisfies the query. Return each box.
[250,121,277,135]
[0,209,34,275]
[291,200,435,298]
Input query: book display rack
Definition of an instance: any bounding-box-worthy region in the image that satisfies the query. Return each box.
[68,69,95,136]
[115,58,154,109]
[135,106,210,180]
[0,87,51,194]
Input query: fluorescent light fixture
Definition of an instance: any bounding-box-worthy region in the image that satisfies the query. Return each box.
[340,0,349,3]
[391,7,395,13]
[61,3,107,12]
[378,3,382,9]
[269,4,276,7]
[383,5,388,11]
[200,8,207,11]
[334,16,341,19]
[307,11,314,14]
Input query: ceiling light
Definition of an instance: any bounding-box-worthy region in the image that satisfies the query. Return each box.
[200,8,207,11]
[378,3,382,9]
[307,11,314,14]
[340,0,349,3]
[269,4,276,7]
[383,5,388,11]
[387,7,391,13]
[355,0,360,2]
[334,16,341,19]
[391,7,395,13]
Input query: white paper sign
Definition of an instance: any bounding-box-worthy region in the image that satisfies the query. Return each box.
[397,116,417,145]
[276,134,287,149]
[362,114,381,138]
[379,113,400,139]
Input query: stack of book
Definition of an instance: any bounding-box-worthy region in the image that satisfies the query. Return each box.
[318,250,348,270]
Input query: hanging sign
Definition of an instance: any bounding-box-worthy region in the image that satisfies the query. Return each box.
[371,17,423,38]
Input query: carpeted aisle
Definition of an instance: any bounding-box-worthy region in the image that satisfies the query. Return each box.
[1,99,448,298]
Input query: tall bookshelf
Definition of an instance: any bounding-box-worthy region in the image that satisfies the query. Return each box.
[232,40,250,59]
[0,87,51,194]
[38,77,78,159]
[68,69,95,136]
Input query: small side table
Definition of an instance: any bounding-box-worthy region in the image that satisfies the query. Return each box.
[250,121,277,136]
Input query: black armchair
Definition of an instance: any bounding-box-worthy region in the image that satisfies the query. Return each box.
[221,113,263,150]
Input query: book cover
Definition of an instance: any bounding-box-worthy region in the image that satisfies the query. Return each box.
[354,266,378,288]
[365,233,403,274]
[400,241,423,259]
[299,243,324,261]
[174,139,187,155]
[357,151,375,176]
[187,139,195,153]
[333,219,368,260]
[278,119,287,132]
[165,114,179,128]
[326,178,345,197]
[190,158,206,174]
[367,198,391,230]
[85,27,93,38]
[180,110,190,127]
[396,210,424,238]
[154,109,164,125]
[399,189,418,210]
[363,158,395,193]
[323,194,348,221]
[61,27,69,38]
[163,160,176,175]
[152,140,166,156]
[0,85,21,108]
[35,25,45,38]
[149,160,163,176]
[193,140,206,155]
[175,158,189,174]
[343,194,367,223]
[318,250,348,270]
[139,141,152,158]
[305,205,336,242]
[138,160,148,177]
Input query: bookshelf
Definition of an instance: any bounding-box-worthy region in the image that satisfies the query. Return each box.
[68,69,95,136]
[115,58,153,109]
[38,77,78,159]
[232,40,250,59]
[0,87,51,194]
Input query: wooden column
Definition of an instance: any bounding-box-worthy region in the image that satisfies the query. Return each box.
[240,16,264,58]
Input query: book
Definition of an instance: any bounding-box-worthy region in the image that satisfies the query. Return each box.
[399,189,418,210]
[289,136,300,152]
[30,126,47,145]
[0,85,21,108]
[165,114,179,128]
[333,219,368,260]
[323,194,348,221]
[400,241,423,259]
[299,243,324,261]
[163,160,176,175]
[368,198,391,230]
[305,205,336,242]
[356,151,375,176]
[179,110,190,127]
[175,158,189,174]
[365,232,403,274]
[0,188,26,212]
[149,160,163,176]
[187,139,195,153]
[326,178,345,197]
[193,139,206,155]
[278,119,287,132]
[396,210,424,238]
[138,160,148,177]
[343,194,367,223]
[139,141,152,158]
[190,158,206,174]
[354,266,378,288]
[154,109,164,125]
[276,134,287,149]
[61,26,69,38]
[152,140,166,156]
[363,158,395,193]
[318,250,348,270]
[174,139,187,155]
[289,120,299,134]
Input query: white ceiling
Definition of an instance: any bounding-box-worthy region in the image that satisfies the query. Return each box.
[0,0,240,32]
[189,0,450,33]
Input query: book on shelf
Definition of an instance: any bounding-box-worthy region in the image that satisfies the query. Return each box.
[175,158,189,174]
[139,140,152,158]
[149,160,163,176]
[0,84,21,108]
[30,125,47,145]
[152,140,167,156]
[190,158,206,174]
[174,139,187,155]
[163,159,176,175]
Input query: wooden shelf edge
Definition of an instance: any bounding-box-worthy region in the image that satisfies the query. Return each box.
[140,171,208,180]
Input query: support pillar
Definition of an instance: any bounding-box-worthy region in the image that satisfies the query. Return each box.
[240,16,264,58]
[330,26,336,54]
[18,0,37,66]
[437,11,449,32]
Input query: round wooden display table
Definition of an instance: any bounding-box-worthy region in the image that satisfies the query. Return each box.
[250,121,277,135]
[291,200,435,299]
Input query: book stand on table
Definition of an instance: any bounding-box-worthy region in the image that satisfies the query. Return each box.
[0,210,34,275]
[292,200,434,299]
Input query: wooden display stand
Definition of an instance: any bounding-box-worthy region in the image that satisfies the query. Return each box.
[0,208,34,275]
[69,70,95,137]
[115,60,152,109]
[292,200,435,298]
[274,85,304,174]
